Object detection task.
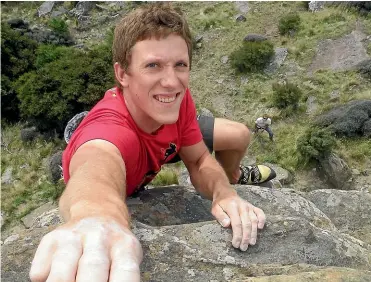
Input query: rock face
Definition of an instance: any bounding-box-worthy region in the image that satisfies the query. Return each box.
[2,185,371,282]
[318,153,352,190]
[316,99,371,137]
[309,30,369,73]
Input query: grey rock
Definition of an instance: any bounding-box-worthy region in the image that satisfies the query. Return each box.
[319,153,352,190]
[243,33,267,42]
[4,234,20,245]
[32,208,62,228]
[38,1,55,17]
[1,211,5,228]
[199,108,214,118]
[304,189,371,243]
[309,30,370,73]
[329,89,340,102]
[3,186,371,281]
[264,47,288,74]
[20,126,39,143]
[308,1,325,12]
[194,35,203,43]
[235,14,246,22]
[316,100,371,137]
[363,119,371,137]
[1,167,13,185]
[75,1,95,16]
[7,19,28,29]
[48,151,63,183]
[306,95,318,115]
[356,58,371,79]
[263,163,293,185]
[235,1,250,14]
[21,202,58,228]
[221,55,229,64]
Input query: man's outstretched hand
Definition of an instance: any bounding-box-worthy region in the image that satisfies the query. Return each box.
[29,217,143,282]
[212,191,266,251]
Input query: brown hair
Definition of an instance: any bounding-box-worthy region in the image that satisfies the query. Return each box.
[113,3,193,73]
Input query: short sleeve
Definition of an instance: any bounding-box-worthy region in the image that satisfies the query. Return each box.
[62,111,140,183]
[179,89,203,147]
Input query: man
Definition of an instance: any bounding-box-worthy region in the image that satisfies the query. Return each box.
[30,4,276,282]
[255,114,274,141]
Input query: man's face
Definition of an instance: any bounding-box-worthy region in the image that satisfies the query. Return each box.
[117,34,190,132]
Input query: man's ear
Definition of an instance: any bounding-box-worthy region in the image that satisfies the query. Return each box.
[114,62,129,87]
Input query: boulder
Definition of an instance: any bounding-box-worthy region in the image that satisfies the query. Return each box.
[38,1,55,17]
[48,151,63,183]
[20,127,38,143]
[2,185,371,281]
[318,153,352,190]
[264,47,288,74]
[243,34,267,42]
[316,100,371,137]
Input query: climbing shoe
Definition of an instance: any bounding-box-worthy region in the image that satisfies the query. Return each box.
[237,165,276,185]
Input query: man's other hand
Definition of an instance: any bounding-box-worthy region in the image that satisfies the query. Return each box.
[211,193,266,251]
[29,217,143,282]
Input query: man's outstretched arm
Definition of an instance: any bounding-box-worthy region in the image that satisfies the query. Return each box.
[179,142,265,252]
[30,140,142,282]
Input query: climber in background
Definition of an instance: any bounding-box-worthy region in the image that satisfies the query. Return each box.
[254,114,274,141]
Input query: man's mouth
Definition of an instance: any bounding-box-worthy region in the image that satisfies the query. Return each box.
[154,93,180,103]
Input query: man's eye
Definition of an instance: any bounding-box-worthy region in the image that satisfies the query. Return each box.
[146,63,158,68]
[176,62,188,67]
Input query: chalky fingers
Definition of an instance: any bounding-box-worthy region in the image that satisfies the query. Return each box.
[76,235,110,282]
[46,242,82,282]
[109,238,143,282]
[29,233,56,282]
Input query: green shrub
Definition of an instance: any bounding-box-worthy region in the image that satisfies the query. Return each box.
[272,80,302,112]
[230,41,274,73]
[48,18,69,35]
[35,44,70,68]
[278,13,301,35]
[1,22,38,122]
[15,46,114,133]
[297,127,337,163]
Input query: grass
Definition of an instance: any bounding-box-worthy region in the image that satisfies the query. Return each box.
[151,167,179,186]
[1,123,65,230]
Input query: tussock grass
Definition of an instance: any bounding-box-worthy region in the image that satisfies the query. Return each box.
[151,168,179,186]
[1,123,65,230]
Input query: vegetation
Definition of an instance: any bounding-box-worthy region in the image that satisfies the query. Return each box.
[297,127,337,163]
[48,18,69,35]
[278,12,301,35]
[230,41,274,73]
[1,124,65,230]
[271,80,303,116]
[1,22,38,122]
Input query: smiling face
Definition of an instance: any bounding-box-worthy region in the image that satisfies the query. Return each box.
[114,34,190,134]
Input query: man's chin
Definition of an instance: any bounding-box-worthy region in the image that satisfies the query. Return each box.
[154,112,180,125]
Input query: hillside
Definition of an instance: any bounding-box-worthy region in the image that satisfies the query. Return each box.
[1,1,371,232]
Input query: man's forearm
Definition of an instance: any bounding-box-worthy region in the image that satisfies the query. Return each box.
[187,153,236,200]
[59,164,130,228]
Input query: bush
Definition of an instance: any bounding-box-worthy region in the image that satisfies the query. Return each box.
[279,13,301,35]
[35,44,71,68]
[15,46,114,134]
[272,80,302,112]
[230,41,274,73]
[297,127,337,163]
[48,18,69,35]
[1,22,38,122]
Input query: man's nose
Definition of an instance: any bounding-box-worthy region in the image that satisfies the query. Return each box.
[160,67,180,88]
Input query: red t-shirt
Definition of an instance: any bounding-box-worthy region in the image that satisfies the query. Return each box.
[62,87,202,196]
